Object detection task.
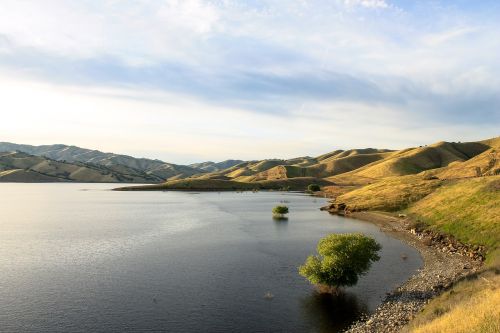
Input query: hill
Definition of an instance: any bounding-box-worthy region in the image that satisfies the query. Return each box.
[2,137,498,186]
[347,141,489,179]
[322,140,494,186]
[0,151,160,183]
[189,160,244,172]
[408,176,499,249]
[317,139,499,333]
[0,142,203,181]
[3,137,499,332]
[431,138,500,179]
[187,149,394,183]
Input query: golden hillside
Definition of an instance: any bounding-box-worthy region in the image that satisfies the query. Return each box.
[117,137,498,191]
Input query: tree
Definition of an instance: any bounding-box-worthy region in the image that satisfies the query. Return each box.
[308,184,321,192]
[299,233,381,292]
[272,205,289,218]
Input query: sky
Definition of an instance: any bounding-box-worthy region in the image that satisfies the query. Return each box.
[0,0,499,164]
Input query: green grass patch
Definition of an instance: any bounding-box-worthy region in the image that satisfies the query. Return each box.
[407,176,500,251]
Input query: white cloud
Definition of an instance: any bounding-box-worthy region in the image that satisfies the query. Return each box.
[0,0,499,161]
[344,0,389,9]
[0,0,220,64]
[0,74,497,163]
[423,27,478,46]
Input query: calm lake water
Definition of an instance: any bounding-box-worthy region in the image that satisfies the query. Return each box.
[0,183,421,332]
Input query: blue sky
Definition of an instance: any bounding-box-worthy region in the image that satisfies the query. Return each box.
[0,0,499,163]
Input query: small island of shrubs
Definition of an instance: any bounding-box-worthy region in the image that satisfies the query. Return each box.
[272,205,289,219]
[307,184,321,192]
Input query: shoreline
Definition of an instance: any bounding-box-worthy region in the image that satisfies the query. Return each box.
[334,211,482,333]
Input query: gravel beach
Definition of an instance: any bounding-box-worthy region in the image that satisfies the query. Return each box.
[334,211,483,333]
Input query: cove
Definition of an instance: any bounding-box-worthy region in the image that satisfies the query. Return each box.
[0,183,422,332]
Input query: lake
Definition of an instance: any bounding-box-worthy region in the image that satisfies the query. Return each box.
[0,183,421,332]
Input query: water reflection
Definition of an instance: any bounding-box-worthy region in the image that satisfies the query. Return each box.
[272,216,289,229]
[300,290,368,333]
[0,185,421,332]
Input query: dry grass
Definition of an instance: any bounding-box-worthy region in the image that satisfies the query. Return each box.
[307,152,390,177]
[334,174,442,211]
[181,139,496,183]
[351,141,490,179]
[408,272,500,333]
[403,175,500,333]
[230,152,391,181]
[436,148,499,179]
[321,185,358,199]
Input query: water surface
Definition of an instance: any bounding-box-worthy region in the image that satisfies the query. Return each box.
[0,184,421,332]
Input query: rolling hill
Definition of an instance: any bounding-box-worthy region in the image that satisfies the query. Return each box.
[2,137,498,185]
[185,149,394,183]
[6,137,497,333]
[0,142,203,181]
[189,160,244,172]
[113,136,499,198]
[0,151,160,183]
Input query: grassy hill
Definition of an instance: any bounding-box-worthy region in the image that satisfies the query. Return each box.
[344,141,490,179]
[407,176,500,250]
[186,149,395,183]
[189,160,244,172]
[3,137,498,188]
[0,168,69,182]
[4,137,499,332]
[408,272,500,333]
[317,140,499,333]
[432,138,500,179]
[183,140,490,186]
[333,173,499,252]
[0,151,160,183]
[327,171,499,258]
[0,142,204,181]
[332,174,443,211]
[113,136,499,195]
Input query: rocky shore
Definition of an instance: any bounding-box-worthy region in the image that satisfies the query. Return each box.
[326,211,483,333]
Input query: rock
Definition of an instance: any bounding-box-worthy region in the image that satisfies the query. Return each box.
[334,208,482,333]
[263,292,274,300]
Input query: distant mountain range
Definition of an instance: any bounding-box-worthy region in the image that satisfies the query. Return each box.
[1,138,498,185]
[0,142,242,183]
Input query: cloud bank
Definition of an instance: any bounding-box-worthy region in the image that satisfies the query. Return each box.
[0,0,498,162]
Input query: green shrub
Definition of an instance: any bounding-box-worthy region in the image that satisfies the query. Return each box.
[272,205,289,217]
[308,184,321,192]
[299,233,381,291]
